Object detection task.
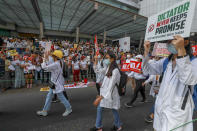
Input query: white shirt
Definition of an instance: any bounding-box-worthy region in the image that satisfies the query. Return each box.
[72,61,80,70]
[80,60,87,70]
[42,61,65,94]
[100,68,121,110]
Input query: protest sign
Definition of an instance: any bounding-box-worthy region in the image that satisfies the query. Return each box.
[45,42,51,53]
[192,45,197,56]
[152,43,171,57]
[64,82,88,89]
[74,44,78,49]
[7,50,18,56]
[145,0,196,42]
[121,61,142,73]
[40,87,50,91]
[119,37,130,52]
[40,82,89,92]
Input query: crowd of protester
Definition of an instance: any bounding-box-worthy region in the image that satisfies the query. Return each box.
[0,35,197,131]
[0,37,141,91]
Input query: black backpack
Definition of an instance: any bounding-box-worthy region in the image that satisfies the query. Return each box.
[116,69,128,96]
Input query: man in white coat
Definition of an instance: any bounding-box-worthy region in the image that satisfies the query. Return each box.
[142,35,197,131]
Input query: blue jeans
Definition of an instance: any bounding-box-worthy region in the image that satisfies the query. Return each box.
[96,105,122,128]
[150,103,155,114]
[43,89,71,111]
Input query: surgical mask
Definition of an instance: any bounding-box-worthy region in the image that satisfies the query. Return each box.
[167,44,178,54]
[127,55,130,58]
[104,59,111,66]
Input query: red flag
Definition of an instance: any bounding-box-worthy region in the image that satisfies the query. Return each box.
[94,35,99,55]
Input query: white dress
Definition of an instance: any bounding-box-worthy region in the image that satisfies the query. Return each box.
[100,68,121,110]
[143,56,197,131]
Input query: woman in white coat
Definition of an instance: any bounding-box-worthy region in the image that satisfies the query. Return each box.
[143,35,197,131]
[36,50,72,117]
[90,51,122,131]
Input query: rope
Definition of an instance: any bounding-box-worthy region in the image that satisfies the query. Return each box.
[170,118,197,131]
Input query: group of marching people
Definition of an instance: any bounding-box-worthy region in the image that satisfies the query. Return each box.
[91,35,197,131]
[1,35,197,131]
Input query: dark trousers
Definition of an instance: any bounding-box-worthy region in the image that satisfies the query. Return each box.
[96,83,100,95]
[81,70,87,80]
[130,79,146,104]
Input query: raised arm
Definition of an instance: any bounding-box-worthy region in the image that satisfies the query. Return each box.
[142,41,165,75]
[172,35,197,85]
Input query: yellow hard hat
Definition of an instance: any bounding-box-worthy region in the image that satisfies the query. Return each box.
[52,50,63,59]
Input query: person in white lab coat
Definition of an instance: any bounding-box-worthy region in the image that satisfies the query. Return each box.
[90,51,122,131]
[143,35,197,131]
[37,50,72,117]
[93,50,107,95]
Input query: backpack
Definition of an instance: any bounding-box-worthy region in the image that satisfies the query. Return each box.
[116,69,128,96]
[163,56,197,110]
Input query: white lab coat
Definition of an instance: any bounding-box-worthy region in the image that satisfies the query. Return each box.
[100,68,121,110]
[143,56,197,131]
[41,61,65,94]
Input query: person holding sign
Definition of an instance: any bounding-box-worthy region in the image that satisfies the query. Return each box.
[37,50,72,117]
[142,35,197,131]
[93,50,107,95]
[124,55,148,108]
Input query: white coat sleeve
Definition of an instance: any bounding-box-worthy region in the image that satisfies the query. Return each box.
[94,65,107,75]
[41,62,57,72]
[102,69,120,100]
[176,56,197,85]
[144,75,154,84]
[127,71,134,77]
[142,56,165,75]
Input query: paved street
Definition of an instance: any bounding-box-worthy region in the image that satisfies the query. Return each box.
[0,83,196,131]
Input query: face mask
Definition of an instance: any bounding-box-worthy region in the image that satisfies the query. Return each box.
[127,55,130,58]
[167,44,177,54]
[104,59,111,66]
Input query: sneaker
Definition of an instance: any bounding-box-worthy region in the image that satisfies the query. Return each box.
[36,111,48,116]
[124,102,134,108]
[144,115,153,123]
[111,125,122,131]
[90,127,103,131]
[62,109,72,117]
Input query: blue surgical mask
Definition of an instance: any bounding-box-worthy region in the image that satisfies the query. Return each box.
[167,44,178,54]
[104,59,111,66]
